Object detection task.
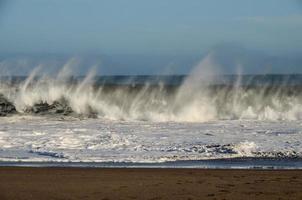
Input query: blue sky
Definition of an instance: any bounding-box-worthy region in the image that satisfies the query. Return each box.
[0,0,302,75]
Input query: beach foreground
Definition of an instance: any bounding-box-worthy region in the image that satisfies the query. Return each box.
[0,167,301,200]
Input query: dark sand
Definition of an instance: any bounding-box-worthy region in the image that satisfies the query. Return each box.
[0,167,302,200]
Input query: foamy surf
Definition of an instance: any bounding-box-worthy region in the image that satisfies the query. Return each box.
[0,115,301,163]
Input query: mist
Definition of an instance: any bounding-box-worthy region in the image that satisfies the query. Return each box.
[1,43,302,76]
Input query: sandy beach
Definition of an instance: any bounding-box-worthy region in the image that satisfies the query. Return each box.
[0,167,301,200]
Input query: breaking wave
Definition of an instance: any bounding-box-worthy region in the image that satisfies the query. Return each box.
[1,54,302,122]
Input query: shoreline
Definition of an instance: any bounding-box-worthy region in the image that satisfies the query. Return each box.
[1,158,302,169]
[0,167,301,200]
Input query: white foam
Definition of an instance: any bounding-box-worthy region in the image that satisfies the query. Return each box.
[233,141,257,156]
[0,116,301,162]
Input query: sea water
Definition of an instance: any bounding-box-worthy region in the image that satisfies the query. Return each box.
[0,56,302,168]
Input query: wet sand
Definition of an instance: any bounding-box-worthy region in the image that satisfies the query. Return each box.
[0,167,301,200]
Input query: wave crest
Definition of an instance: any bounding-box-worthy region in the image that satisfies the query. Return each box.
[1,56,302,122]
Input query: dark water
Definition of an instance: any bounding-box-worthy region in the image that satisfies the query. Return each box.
[2,74,302,86]
[1,74,302,120]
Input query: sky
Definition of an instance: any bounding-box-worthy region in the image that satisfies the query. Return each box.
[0,0,302,75]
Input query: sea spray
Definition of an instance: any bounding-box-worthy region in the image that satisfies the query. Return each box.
[0,55,302,121]
[171,53,220,122]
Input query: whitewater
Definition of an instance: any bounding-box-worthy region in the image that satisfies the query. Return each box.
[0,54,302,166]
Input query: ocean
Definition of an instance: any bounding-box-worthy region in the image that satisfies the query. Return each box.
[1,72,302,169]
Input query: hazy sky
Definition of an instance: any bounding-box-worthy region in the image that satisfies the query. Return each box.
[0,0,302,75]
